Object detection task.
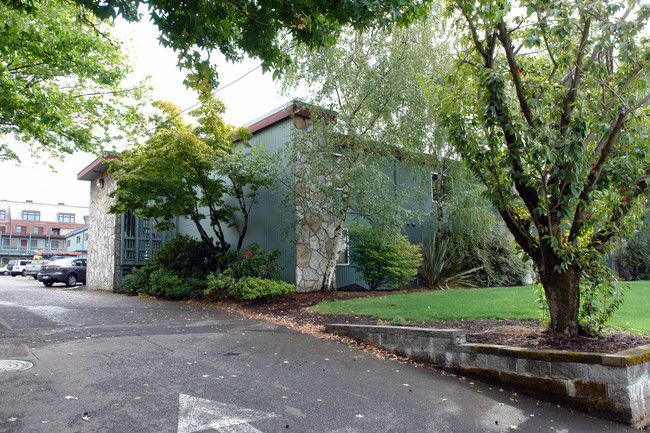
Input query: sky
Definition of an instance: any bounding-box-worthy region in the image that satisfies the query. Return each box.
[0,16,288,208]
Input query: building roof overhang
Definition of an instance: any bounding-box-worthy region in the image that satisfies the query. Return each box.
[77,154,121,181]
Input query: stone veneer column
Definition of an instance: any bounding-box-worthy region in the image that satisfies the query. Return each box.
[87,172,121,291]
[294,208,337,292]
[292,115,338,292]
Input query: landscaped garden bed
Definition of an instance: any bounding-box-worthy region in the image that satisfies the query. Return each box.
[236,283,650,354]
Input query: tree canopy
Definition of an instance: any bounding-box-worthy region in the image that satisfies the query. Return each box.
[109,96,274,266]
[438,0,650,335]
[280,14,450,291]
[7,0,433,91]
[0,0,144,162]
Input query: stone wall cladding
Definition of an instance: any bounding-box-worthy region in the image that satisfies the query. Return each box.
[87,172,120,292]
[292,115,338,293]
[326,324,650,428]
[294,208,335,292]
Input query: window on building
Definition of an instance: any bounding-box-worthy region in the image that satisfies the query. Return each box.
[0,210,5,220]
[22,211,40,221]
[16,226,25,234]
[337,229,350,265]
[58,213,75,223]
[0,226,5,233]
[76,235,81,244]
[83,216,89,225]
[2,238,9,247]
[30,239,38,248]
[66,239,71,248]
[33,226,43,234]
[431,173,452,202]
[51,240,60,249]
[52,228,60,235]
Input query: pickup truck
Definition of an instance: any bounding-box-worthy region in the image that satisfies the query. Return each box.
[24,261,43,277]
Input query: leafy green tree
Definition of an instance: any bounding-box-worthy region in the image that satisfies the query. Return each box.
[280,16,450,291]
[0,0,143,162]
[437,0,650,335]
[109,96,274,263]
[2,0,433,91]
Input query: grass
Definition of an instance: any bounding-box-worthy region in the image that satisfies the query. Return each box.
[310,281,650,334]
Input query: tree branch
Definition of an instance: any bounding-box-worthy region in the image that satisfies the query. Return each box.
[559,17,591,135]
[457,2,488,60]
[568,105,631,241]
[497,19,534,127]
[584,64,645,146]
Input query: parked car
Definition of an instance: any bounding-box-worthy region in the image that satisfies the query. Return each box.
[7,259,32,277]
[0,265,8,276]
[38,258,87,287]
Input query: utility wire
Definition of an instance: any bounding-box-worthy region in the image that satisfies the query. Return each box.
[142,43,296,136]
[142,63,264,135]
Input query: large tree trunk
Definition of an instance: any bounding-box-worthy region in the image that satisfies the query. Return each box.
[537,252,581,336]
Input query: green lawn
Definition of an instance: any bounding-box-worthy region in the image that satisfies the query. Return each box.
[310,281,650,334]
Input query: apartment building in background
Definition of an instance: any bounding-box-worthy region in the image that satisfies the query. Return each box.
[0,199,89,265]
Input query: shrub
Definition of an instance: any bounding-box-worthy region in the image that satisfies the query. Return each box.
[227,244,283,279]
[418,235,479,289]
[613,210,650,280]
[204,272,234,301]
[118,234,215,300]
[205,271,294,301]
[349,224,421,290]
[148,269,206,300]
[148,234,216,279]
[119,266,150,295]
[445,183,529,287]
[229,277,295,301]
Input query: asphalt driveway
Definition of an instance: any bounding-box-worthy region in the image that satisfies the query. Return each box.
[0,276,639,432]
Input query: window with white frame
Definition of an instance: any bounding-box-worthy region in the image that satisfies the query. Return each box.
[22,210,40,221]
[58,213,75,223]
[0,210,5,220]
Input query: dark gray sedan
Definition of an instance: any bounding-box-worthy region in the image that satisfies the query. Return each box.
[38,258,87,287]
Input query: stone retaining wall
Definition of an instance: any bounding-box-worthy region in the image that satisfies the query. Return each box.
[325,324,650,428]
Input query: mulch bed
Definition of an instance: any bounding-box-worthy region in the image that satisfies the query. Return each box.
[236,288,650,354]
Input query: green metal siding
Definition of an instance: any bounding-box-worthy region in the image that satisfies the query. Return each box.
[175,118,297,282]
[172,116,433,290]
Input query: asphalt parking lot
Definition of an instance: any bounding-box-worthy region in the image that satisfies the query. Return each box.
[0,276,640,432]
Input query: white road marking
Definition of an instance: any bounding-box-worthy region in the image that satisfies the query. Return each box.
[177,394,278,433]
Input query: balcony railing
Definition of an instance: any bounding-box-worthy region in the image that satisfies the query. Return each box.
[0,233,67,258]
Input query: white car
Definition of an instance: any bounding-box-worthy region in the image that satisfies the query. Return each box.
[0,265,8,276]
[7,259,32,277]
